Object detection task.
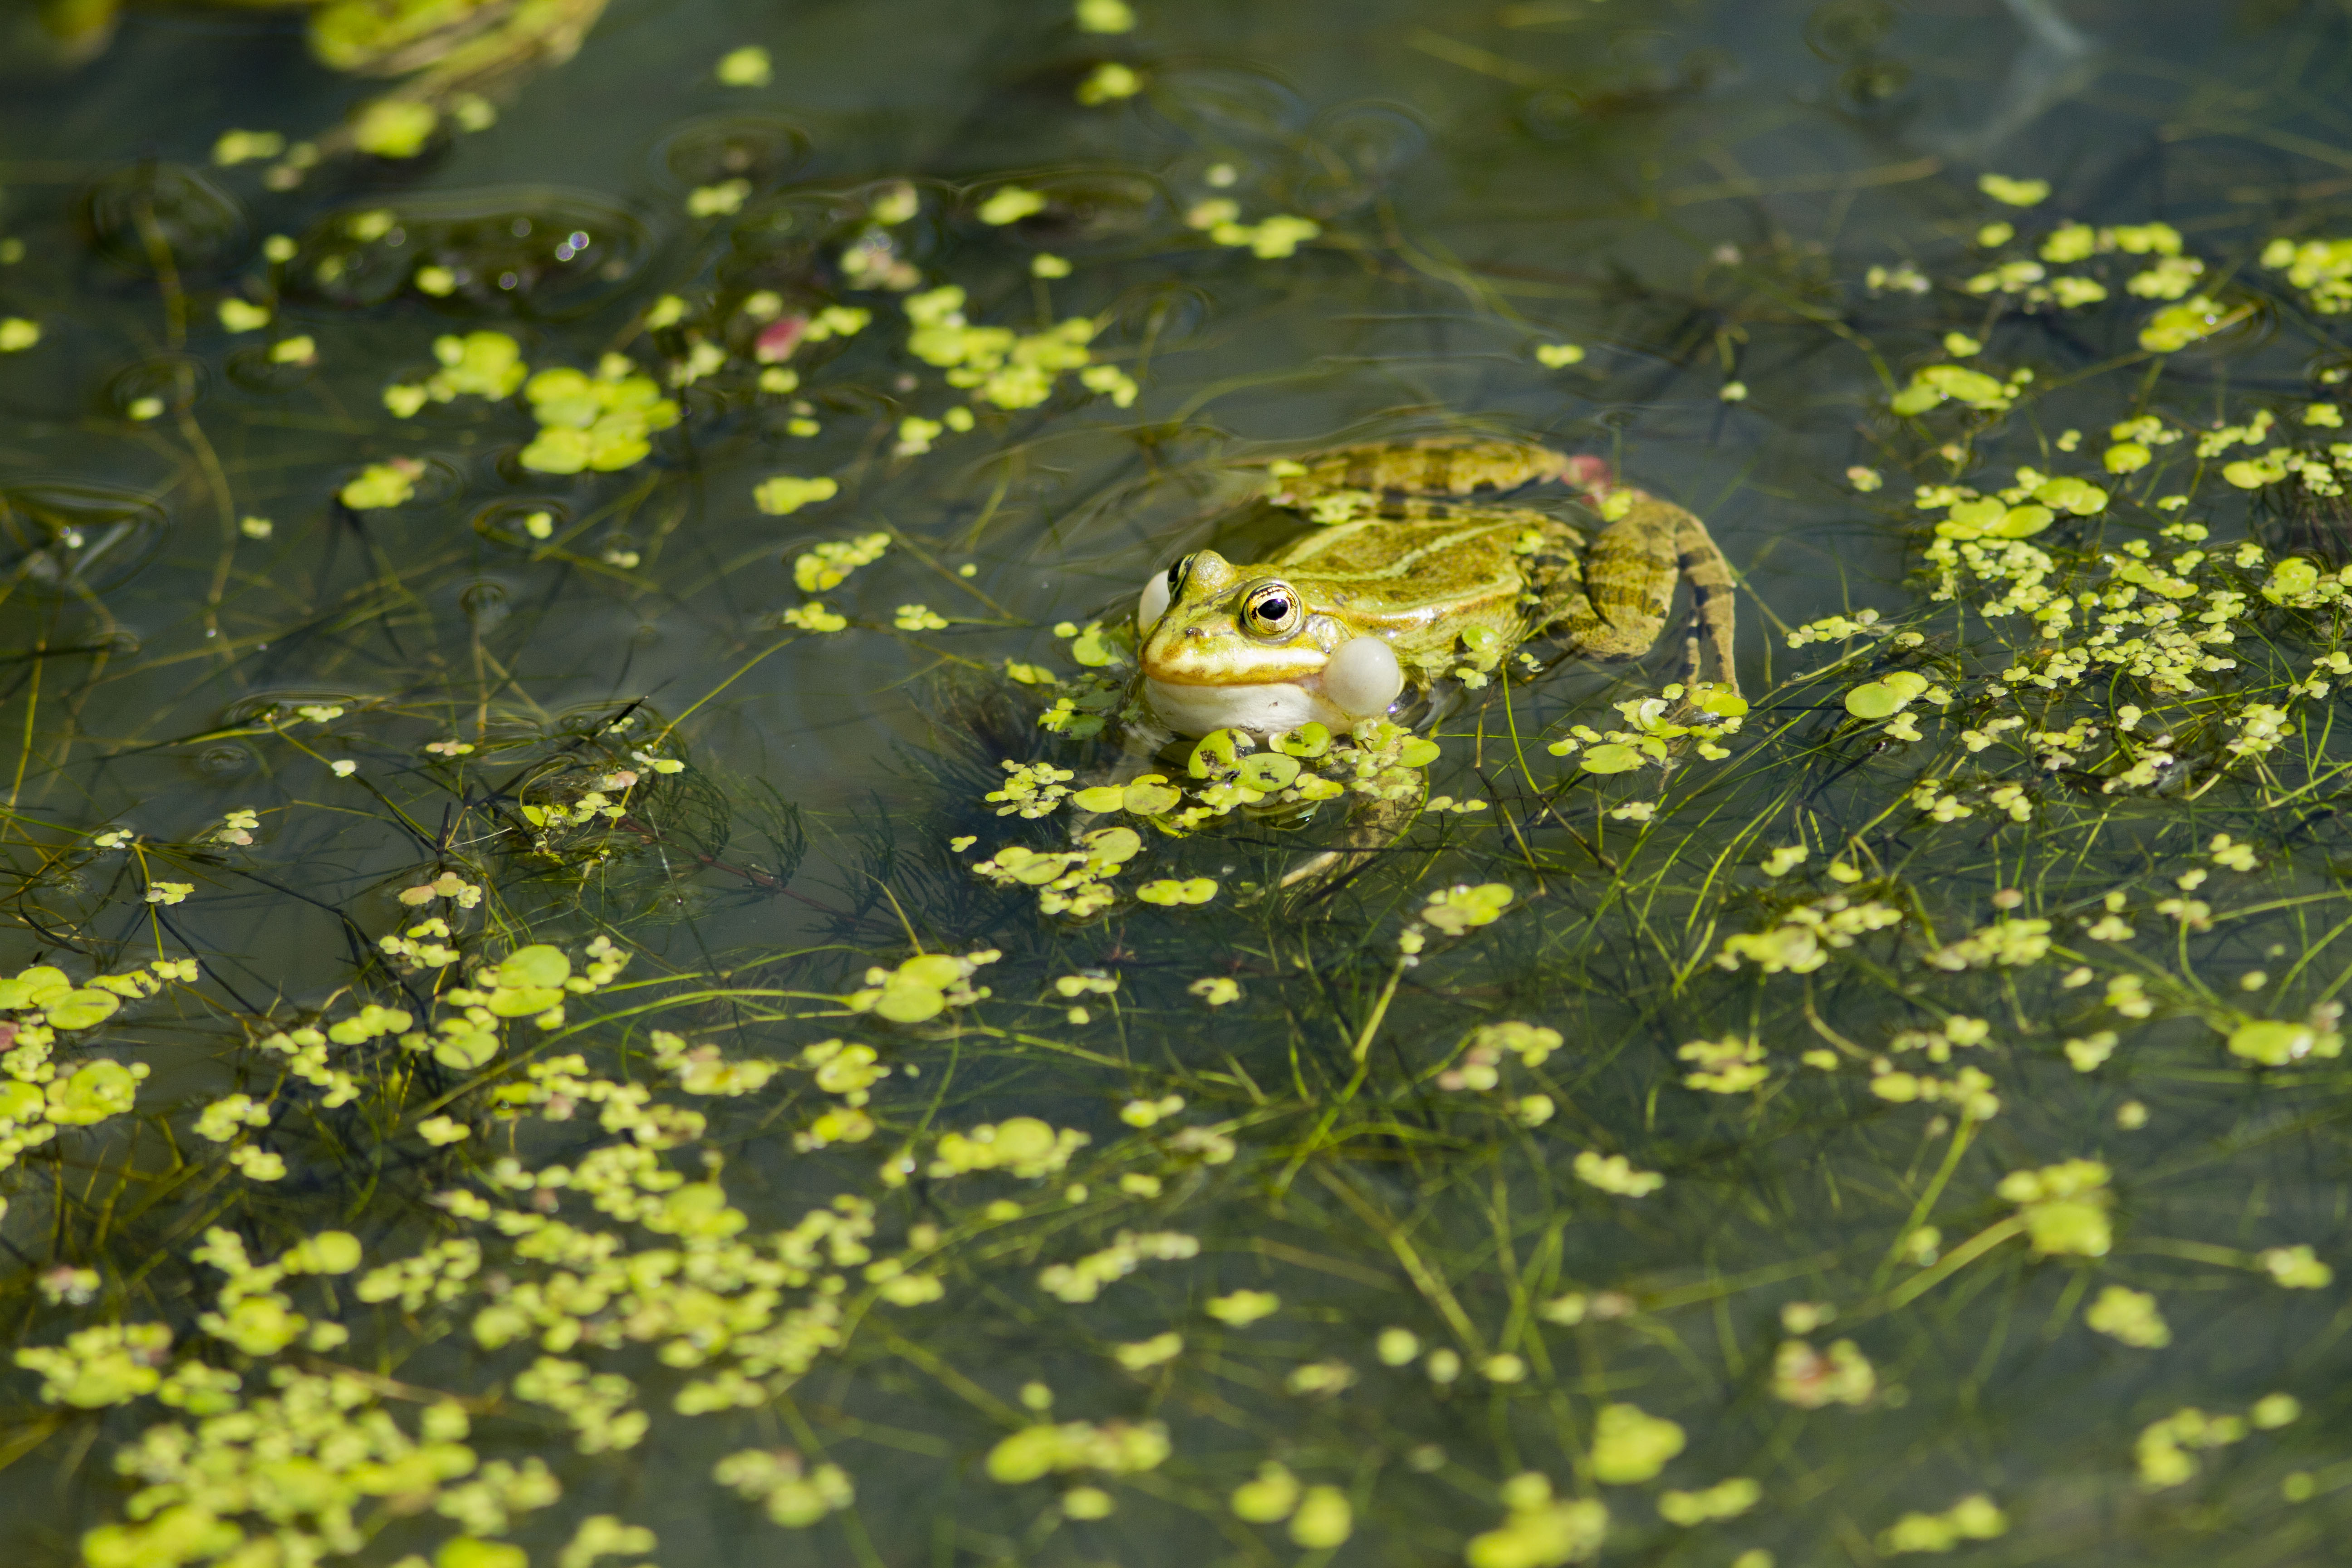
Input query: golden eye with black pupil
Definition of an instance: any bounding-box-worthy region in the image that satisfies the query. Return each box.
[1241,581,1303,640]
[1168,555,1194,596]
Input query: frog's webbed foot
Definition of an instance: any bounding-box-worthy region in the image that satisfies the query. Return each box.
[1277,777,1426,892]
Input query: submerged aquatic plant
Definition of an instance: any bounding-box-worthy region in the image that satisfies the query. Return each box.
[6,4,2352,1567]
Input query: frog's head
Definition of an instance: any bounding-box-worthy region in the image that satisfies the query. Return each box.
[1135,550,1403,736]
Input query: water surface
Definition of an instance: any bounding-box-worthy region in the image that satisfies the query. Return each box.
[3,2,2351,1565]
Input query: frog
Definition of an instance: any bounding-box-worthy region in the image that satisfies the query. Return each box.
[1134,438,1738,740]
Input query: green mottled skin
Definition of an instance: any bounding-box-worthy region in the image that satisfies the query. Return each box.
[1141,512,1561,688]
[1139,440,1737,726]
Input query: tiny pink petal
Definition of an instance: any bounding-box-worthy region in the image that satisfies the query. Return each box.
[755,316,808,363]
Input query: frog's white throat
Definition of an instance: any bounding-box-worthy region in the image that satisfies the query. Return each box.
[1142,677,1351,738]
[1142,632,1407,738]
[1143,630,1401,743]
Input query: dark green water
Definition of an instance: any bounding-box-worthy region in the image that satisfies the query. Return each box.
[3,1,2352,1564]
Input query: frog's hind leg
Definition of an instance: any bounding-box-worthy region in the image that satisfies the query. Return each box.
[1277,777,1426,892]
[1666,501,1740,697]
[1542,482,1739,697]
[1261,440,1576,511]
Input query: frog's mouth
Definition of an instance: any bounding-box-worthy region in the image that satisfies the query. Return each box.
[1141,675,1352,738]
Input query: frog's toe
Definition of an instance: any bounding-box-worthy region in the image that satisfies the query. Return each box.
[1322,634,1404,719]
[1278,848,1344,889]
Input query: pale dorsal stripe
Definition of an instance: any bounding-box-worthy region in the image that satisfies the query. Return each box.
[1270,515,1557,601]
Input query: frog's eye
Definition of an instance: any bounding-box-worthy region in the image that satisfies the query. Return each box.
[1240,580,1303,640]
[1137,554,1191,635]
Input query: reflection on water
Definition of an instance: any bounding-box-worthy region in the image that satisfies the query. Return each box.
[3,1,2352,1564]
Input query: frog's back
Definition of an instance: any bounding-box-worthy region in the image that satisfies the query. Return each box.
[1269,510,1573,611]
[1267,440,1576,504]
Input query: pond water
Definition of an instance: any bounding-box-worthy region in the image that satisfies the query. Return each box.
[3,0,2351,1563]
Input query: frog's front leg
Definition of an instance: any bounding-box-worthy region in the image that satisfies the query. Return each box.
[1277,773,1426,892]
[1542,485,1738,697]
[1060,706,1179,823]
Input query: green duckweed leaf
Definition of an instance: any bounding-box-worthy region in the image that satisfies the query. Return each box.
[439,1541,527,1568]
[1082,827,1143,866]
[1845,683,1901,720]
[1275,723,1332,757]
[1236,754,1300,791]
[497,945,571,990]
[873,976,946,1022]
[0,966,74,1010]
[1188,729,1241,779]
[44,989,121,1031]
[1881,671,1929,701]
[1123,777,1182,814]
[2228,1019,2316,1066]
[486,987,563,1019]
[433,1027,500,1070]
[45,1059,140,1125]
[286,1231,362,1274]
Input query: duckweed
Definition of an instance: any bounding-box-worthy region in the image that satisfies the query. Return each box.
[519,363,681,474]
[338,459,421,509]
[1465,1474,1608,1568]
[1587,1403,1685,1484]
[2086,1284,2172,1348]
[714,45,771,86]
[1076,63,1142,106]
[1877,1494,2008,1554]
[1657,1476,1759,1525]
[753,475,838,515]
[11,10,2352,1568]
